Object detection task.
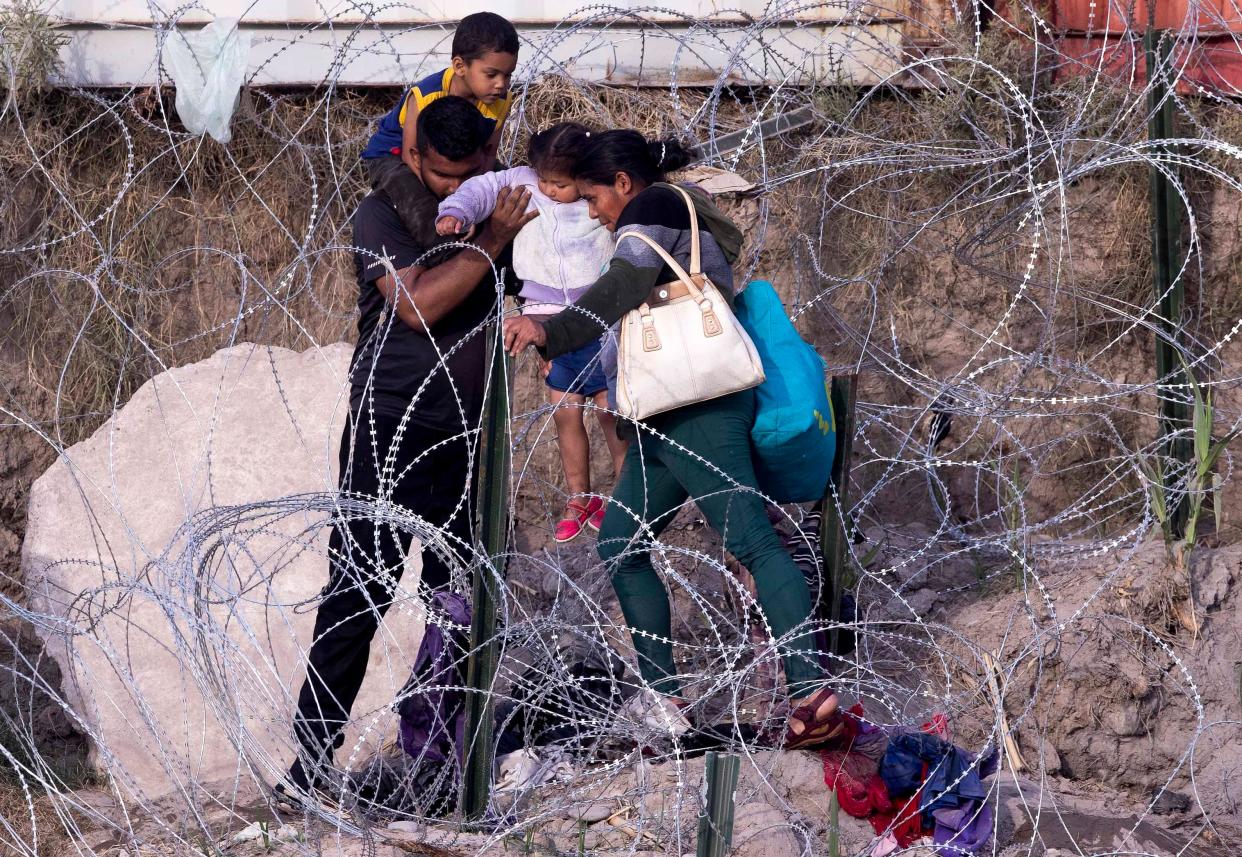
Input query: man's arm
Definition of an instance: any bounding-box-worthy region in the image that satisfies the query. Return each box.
[400,95,420,172]
[376,186,537,333]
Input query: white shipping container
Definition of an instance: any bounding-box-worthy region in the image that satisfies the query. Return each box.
[53,0,890,25]
[50,0,905,86]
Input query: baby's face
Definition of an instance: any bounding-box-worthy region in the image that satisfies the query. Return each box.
[537,171,580,204]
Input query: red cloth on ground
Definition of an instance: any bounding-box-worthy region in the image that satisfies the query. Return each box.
[921,712,950,739]
[869,788,927,847]
[822,747,883,817]
[821,704,932,849]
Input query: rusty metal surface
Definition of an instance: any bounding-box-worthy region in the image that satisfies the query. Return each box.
[1046,0,1242,94]
[898,0,957,44]
[1051,0,1242,34]
[1055,33,1242,95]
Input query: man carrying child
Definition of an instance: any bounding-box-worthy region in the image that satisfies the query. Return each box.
[360,12,519,246]
[281,94,535,803]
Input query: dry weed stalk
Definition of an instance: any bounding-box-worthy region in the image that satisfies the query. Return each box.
[0,0,66,105]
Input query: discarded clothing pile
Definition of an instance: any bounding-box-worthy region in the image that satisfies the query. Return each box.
[374,578,854,821]
[821,706,998,856]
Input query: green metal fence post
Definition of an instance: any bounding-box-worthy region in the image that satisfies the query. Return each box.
[696,751,741,857]
[827,789,841,857]
[1145,27,1192,538]
[820,376,858,660]
[461,319,511,821]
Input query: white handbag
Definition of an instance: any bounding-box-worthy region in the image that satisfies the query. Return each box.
[614,184,765,421]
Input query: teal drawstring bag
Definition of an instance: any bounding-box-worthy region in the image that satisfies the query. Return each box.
[733,280,836,503]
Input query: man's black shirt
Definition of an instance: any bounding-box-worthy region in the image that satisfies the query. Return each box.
[348,184,511,432]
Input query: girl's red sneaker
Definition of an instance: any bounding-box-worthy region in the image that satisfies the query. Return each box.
[555,497,605,542]
[587,497,606,531]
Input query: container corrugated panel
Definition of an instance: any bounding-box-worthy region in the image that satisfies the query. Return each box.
[52,4,907,87]
[1051,0,1242,34]
[1055,34,1242,96]
[982,0,1242,95]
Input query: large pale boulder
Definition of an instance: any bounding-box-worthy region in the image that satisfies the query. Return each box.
[21,343,427,800]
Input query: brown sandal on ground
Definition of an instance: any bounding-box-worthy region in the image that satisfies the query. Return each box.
[784,686,845,751]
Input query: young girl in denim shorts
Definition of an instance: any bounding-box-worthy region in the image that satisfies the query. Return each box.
[437,122,627,541]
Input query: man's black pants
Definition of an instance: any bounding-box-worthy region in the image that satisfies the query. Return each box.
[293,408,474,768]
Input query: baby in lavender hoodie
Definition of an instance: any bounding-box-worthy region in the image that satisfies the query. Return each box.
[436,122,626,542]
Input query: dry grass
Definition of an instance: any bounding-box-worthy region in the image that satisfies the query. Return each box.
[734,24,1221,541]
[508,73,734,149]
[0,70,1234,573]
[0,81,760,450]
[0,64,1239,854]
[0,70,1237,550]
[0,775,72,856]
[3,68,1230,444]
[0,87,373,443]
[0,0,68,103]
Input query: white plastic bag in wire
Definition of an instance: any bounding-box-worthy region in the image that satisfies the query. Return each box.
[164,17,250,144]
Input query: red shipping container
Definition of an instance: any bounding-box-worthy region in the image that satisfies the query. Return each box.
[1055,33,1242,95]
[937,0,1242,94]
[1053,0,1242,34]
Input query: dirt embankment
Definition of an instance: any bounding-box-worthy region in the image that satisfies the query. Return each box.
[1,80,1242,853]
[862,532,1242,832]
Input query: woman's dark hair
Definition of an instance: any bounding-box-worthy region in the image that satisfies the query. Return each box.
[528,122,592,176]
[416,96,490,160]
[571,130,697,186]
[452,12,520,62]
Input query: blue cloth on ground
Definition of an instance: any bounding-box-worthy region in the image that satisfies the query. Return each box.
[881,732,997,812]
[880,732,999,854]
[733,280,836,503]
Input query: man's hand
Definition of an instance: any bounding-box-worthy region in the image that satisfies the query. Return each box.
[436,215,466,236]
[503,316,548,356]
[478,186,538,255]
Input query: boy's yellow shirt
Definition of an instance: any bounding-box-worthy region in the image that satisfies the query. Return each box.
[398,67,513,128]
[361,67,514,159]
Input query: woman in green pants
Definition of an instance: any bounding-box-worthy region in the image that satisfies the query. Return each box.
[503,130,840,747]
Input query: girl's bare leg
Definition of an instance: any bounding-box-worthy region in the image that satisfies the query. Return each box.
[551,389,591,496]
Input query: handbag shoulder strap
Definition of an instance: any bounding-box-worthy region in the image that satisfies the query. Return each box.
[615,182,703,279]
[617,229,697,293]
[664,183,701,276]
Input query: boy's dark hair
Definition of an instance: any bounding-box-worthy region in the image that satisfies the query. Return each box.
[415,96,489,160]
[572,129,698,186]
[452,12,519,62]
[528,122,592,176]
